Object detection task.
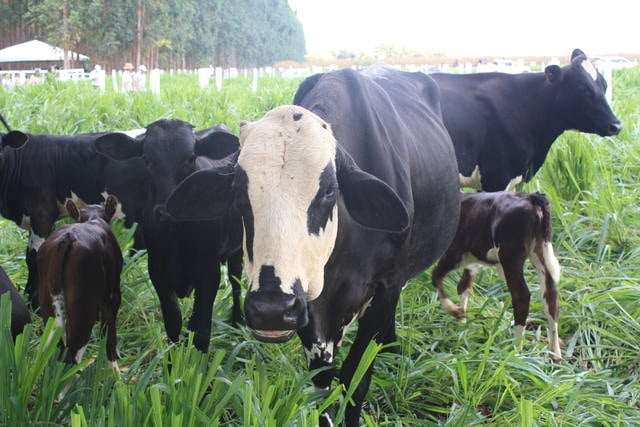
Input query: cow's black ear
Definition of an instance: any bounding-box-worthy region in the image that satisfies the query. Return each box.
[545,65,562,83]
[65,199,80,221]
[571,48,587,61]
[95,133,142,160]
[104,194,119,221]
[194,127,239,160]
[335,146,409,233]
[293,73,323,105]
[166,167,235,221]
[2,131,28,149]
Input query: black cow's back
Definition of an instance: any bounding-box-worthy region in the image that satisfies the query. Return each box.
[294,65,459,297]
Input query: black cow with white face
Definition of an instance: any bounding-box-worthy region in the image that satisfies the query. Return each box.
[432,48,622,191]
[0,128,145,308]
[167,66,460,426]
[94,119,243,352]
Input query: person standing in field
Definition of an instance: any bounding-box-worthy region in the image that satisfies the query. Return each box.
[89,64,105,92]
[134,65,147,91]
[121,63,134,92]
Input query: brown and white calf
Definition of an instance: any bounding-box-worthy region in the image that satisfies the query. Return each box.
[37,195,123,368]
[431,191,561,360]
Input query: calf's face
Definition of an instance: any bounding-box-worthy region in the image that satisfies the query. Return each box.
[166,105,409,343]
[95,119,238,223]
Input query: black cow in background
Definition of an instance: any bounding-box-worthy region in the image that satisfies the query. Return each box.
[0,265,31,340]
[432,48,622,191]
[0,129,145,308]
[94,119,243,352]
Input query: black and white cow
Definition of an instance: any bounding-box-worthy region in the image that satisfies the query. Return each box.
[94,119,243,352]
[166,66,460,426]
[431,49,622,191]
[0,128,143,308]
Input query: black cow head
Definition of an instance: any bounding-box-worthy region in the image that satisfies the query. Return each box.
[545,48,622,136]
[166,105,409,343]
[94,119,239,223]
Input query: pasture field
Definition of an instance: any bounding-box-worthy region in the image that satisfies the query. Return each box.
[1,68,639,426]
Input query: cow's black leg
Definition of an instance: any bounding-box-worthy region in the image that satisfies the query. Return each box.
[379,318,400,354]
[187,265,220,352]
[432,253,465,318]
[227,251,244,327]
[152,281,182,344]
[298,319,338,427]
[25,244,39,308]
[148,252,183,344]
[25,228,50,310]
[339,283,401,427]
[457,266,478,316]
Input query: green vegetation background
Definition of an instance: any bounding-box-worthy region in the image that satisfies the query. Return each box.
[0,67,639,426]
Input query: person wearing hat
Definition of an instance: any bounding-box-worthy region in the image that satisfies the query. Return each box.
[121,62,134,92]
[134,64,147,91]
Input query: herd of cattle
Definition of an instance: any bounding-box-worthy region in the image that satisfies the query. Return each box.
[0,49,621,426]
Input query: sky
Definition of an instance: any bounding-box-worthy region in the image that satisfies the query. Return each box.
[287,0,639,58]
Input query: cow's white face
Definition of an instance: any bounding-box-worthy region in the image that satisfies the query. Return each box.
[165,105,409,343]
[239,106,339,304]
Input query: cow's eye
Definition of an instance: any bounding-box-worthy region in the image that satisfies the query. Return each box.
[142,155,152,169]
[183,157,196,172]
[325,187,335,200]
[579,85,592,96]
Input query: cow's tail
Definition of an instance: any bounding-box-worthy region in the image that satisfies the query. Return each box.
[529,192,560,285]
[42,234,74,347]
[529,192,552,242]
[0,112,10,131]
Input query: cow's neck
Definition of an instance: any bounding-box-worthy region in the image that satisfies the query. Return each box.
[523,74,568,145]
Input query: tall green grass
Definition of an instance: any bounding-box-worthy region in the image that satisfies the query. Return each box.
[1,67,639,425]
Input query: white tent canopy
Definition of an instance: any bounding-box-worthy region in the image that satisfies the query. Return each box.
[0,39,89,63]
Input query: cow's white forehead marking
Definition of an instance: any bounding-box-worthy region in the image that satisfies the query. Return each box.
[239,105,339,299]
[581,59,598,81]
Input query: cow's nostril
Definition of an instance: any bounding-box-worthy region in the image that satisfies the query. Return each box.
[609,122,622,135]
[154,205,170,221]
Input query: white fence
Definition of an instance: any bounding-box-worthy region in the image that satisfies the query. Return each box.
[0,61,617,102]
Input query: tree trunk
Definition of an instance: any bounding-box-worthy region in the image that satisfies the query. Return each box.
[63,1,70,69]
[136,0,144,67]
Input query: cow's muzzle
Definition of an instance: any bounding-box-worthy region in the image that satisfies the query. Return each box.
[244,280,308,343]
[607,121,622,136]
[153,204,171,222]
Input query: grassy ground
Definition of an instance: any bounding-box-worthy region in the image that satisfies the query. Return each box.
[0,67,639,426]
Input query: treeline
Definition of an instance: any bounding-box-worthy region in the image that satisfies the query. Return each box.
[0,0,306,69]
